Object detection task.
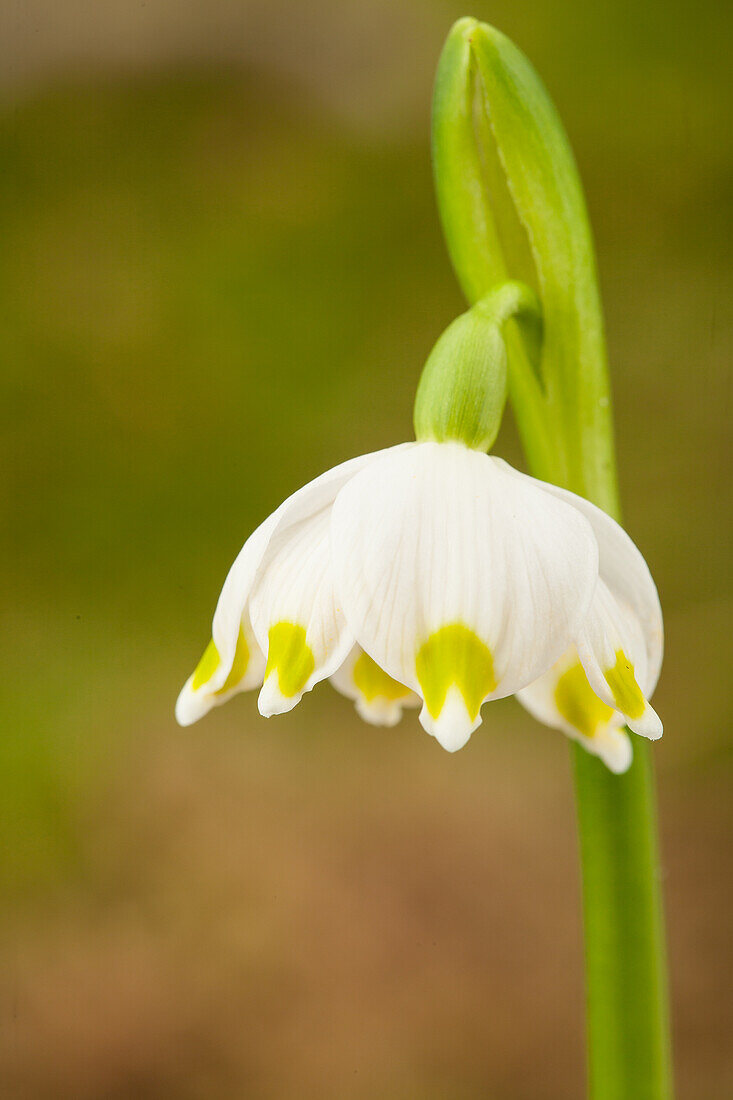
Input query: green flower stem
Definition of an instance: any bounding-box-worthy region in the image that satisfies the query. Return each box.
[432,18,672,1098]
[573,742,672,1099]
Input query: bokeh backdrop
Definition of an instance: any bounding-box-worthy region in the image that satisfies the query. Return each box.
[2,1,731,1096]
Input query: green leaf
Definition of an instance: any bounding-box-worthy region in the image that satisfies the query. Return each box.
[432,18,619,511]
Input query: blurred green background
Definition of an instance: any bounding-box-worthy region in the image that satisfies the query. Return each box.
[1,1,731,1096]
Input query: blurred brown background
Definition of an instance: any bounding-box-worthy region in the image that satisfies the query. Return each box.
[1,1,731,1097]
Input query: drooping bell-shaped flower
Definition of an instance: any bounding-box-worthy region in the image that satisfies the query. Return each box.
[176,295,662,771]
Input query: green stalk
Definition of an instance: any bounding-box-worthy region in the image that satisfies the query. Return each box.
[431,19,672,1097]
[573,742,672,1098]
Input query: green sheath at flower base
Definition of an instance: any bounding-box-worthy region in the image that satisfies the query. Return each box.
[413,280,540,452]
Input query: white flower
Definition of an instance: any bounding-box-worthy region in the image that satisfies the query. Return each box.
[176,440,662,770]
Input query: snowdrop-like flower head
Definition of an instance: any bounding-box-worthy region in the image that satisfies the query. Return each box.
[176,294,662,771]
[176,439,662,770]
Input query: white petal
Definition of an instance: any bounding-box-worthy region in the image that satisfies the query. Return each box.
[502,472,663,741]
[576,580,662,739]
[209,451,386,691]
[330,441,599,750]
[250,507,353,715]
[530,479,663,694]
[516,648,633,773]
[330,645,420,727]
[176,446,405,725]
